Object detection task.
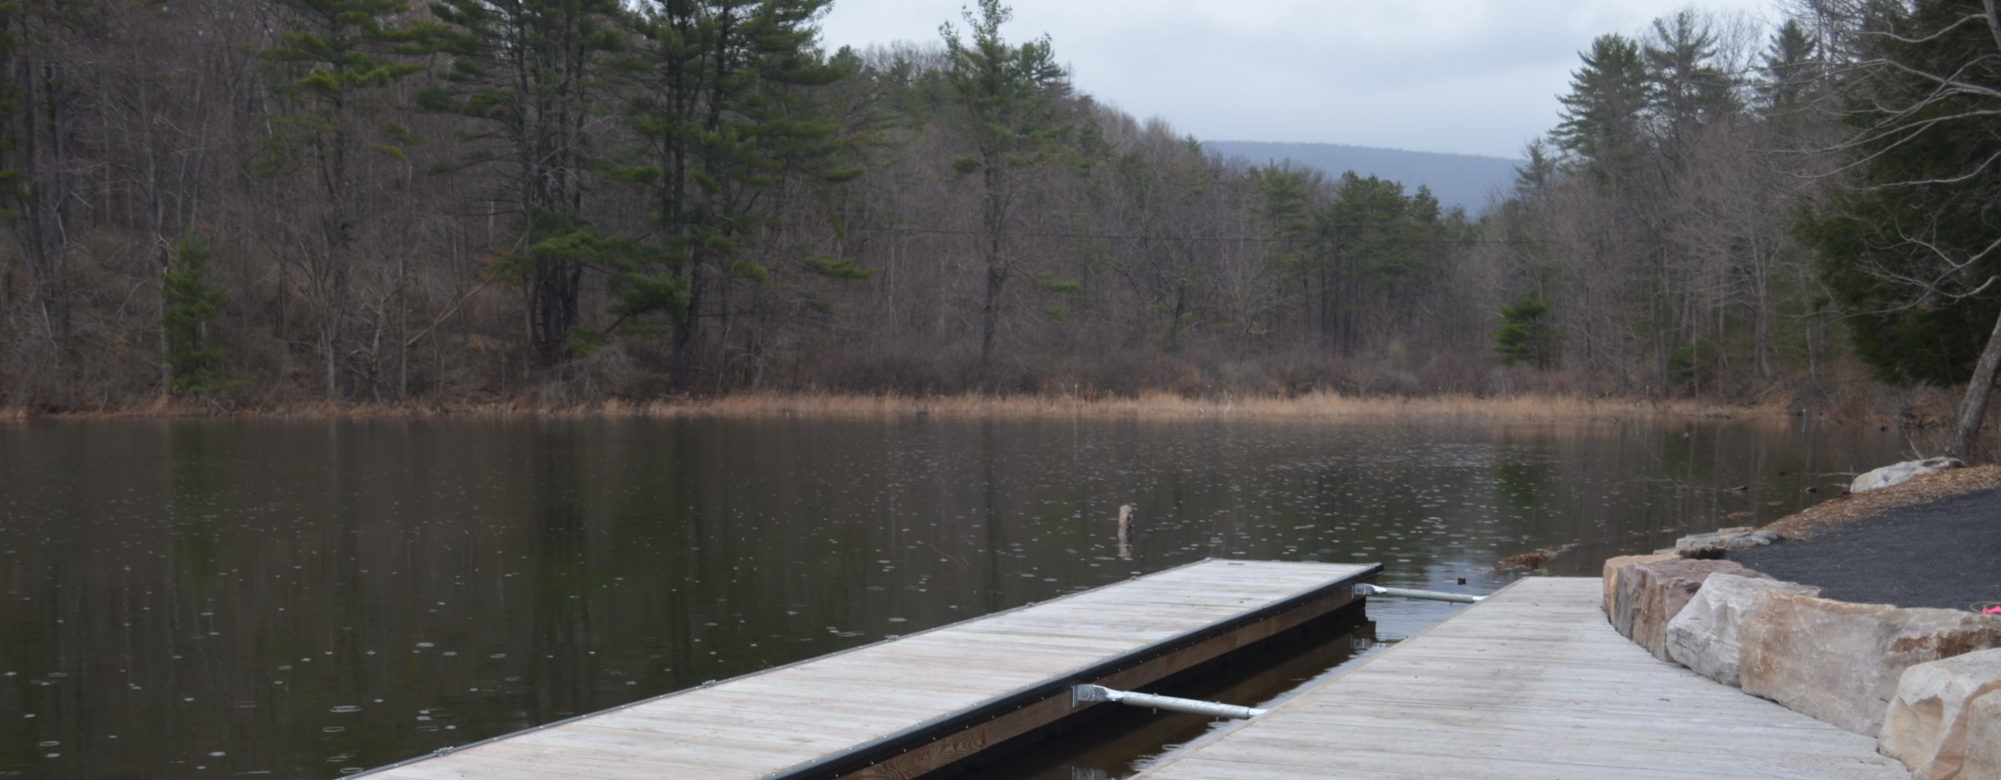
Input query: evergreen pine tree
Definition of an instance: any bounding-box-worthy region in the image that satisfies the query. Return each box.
[420,0,625,367]
[612,0,849,393]
[1802,0,2001,456]
[1494,295,1556,368]
[940,0,1070,373]
[1759,18,1819,117]
[1803,0,2001,387]
[1553,34,1651,186]
[161,238,235,397]
[1642,10,1736,143]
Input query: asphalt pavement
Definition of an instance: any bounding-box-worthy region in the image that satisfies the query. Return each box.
[1730,487,2001,612]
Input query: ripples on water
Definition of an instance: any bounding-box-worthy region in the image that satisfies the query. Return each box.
[0,416,1899,777]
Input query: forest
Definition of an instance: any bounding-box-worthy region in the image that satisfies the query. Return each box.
[0,0,1996,449]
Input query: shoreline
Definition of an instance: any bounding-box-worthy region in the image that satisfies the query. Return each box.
[0,390,1804,423]
[1757,464,2001,540]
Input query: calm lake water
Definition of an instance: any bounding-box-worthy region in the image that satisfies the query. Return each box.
[0,415,1903,778]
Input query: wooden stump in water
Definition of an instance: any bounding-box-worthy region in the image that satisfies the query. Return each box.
[1117,504,1135,559]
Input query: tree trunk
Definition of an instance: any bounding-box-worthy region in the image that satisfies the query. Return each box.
[6,45,74,352]
[670,261,704,394]
[528,261,578,368]
[980,255,1003,371]
[397,251,409,399]
[978,164,1005,373]
[331,244,354,399]
[1946,300,2001,460]
[141,71,171,396]
[325,92,354,401]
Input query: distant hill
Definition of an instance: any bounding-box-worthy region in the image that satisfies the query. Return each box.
[1201,140,1521,215]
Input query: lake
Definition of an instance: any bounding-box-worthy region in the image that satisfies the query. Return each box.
[0,414,1902,777]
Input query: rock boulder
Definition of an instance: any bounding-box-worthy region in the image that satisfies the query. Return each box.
[1851,456,1964,493]
[1601,552,1674,624]
[1879,648,2001,779]
[1615,558,1770,660]
[1672,526,1779,558]
[1964,689,2001,779]
[1738,594,2001,735]
[1664,573,1819,686]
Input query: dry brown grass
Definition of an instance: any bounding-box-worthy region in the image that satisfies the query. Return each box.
[6,390,1796,423]
[18,398,494,420]
[590,391,1757,421]
[1762,464,2001,540]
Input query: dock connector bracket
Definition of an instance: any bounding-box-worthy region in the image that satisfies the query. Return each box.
[1070,684,1266,720]
[1354,583,1483,603]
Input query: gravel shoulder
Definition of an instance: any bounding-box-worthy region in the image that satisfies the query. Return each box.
[1729,465,2001,611]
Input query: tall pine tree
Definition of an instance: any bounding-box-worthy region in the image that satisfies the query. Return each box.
[612,0,848,393]
[1553,34,1651,186]
[422,0,624,367]
[940,0,1069,373]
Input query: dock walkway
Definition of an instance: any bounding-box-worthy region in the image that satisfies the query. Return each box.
[1136,576,1906,779]
[361,559,1376,780]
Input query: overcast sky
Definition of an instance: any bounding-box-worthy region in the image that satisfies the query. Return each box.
[816,0,1785,160]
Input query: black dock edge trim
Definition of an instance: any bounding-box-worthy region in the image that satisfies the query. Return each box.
[764,561,1381,780]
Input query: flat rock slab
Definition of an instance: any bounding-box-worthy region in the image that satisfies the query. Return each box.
[1880,648,2001,779]
[1135,578,1905,779]
[1739,593,2001,736]
[1666,573,1819,686]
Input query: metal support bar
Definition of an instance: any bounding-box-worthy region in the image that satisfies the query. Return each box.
[1353,583,1483,603]
[1070,684,1265,719]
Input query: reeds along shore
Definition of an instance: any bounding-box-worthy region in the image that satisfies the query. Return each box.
[626,392,1753,420]
[0,391,1831,423]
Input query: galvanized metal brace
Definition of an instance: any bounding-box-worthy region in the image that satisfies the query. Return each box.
[1070,684,1266,720]
[1353,582,1484,603]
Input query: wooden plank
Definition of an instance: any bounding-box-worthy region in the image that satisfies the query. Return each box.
[1136,577,1906,780]
[828,580,1364,780]
[360,559,1376,780]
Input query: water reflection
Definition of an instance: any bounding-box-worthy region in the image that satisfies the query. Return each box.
[0,415,1900,777]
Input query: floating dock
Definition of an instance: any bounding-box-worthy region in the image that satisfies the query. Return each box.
[360,559,1378,779]
[1135,577,1906,779]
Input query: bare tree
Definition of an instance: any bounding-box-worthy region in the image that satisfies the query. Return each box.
[1799,0,2001,458]
[0,2,97,353]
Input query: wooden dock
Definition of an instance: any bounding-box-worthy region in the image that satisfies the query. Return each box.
[1136,577,1907,779]
[359,559,1377,780]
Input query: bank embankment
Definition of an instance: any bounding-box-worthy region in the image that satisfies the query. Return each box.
[1757,464,2001,541]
